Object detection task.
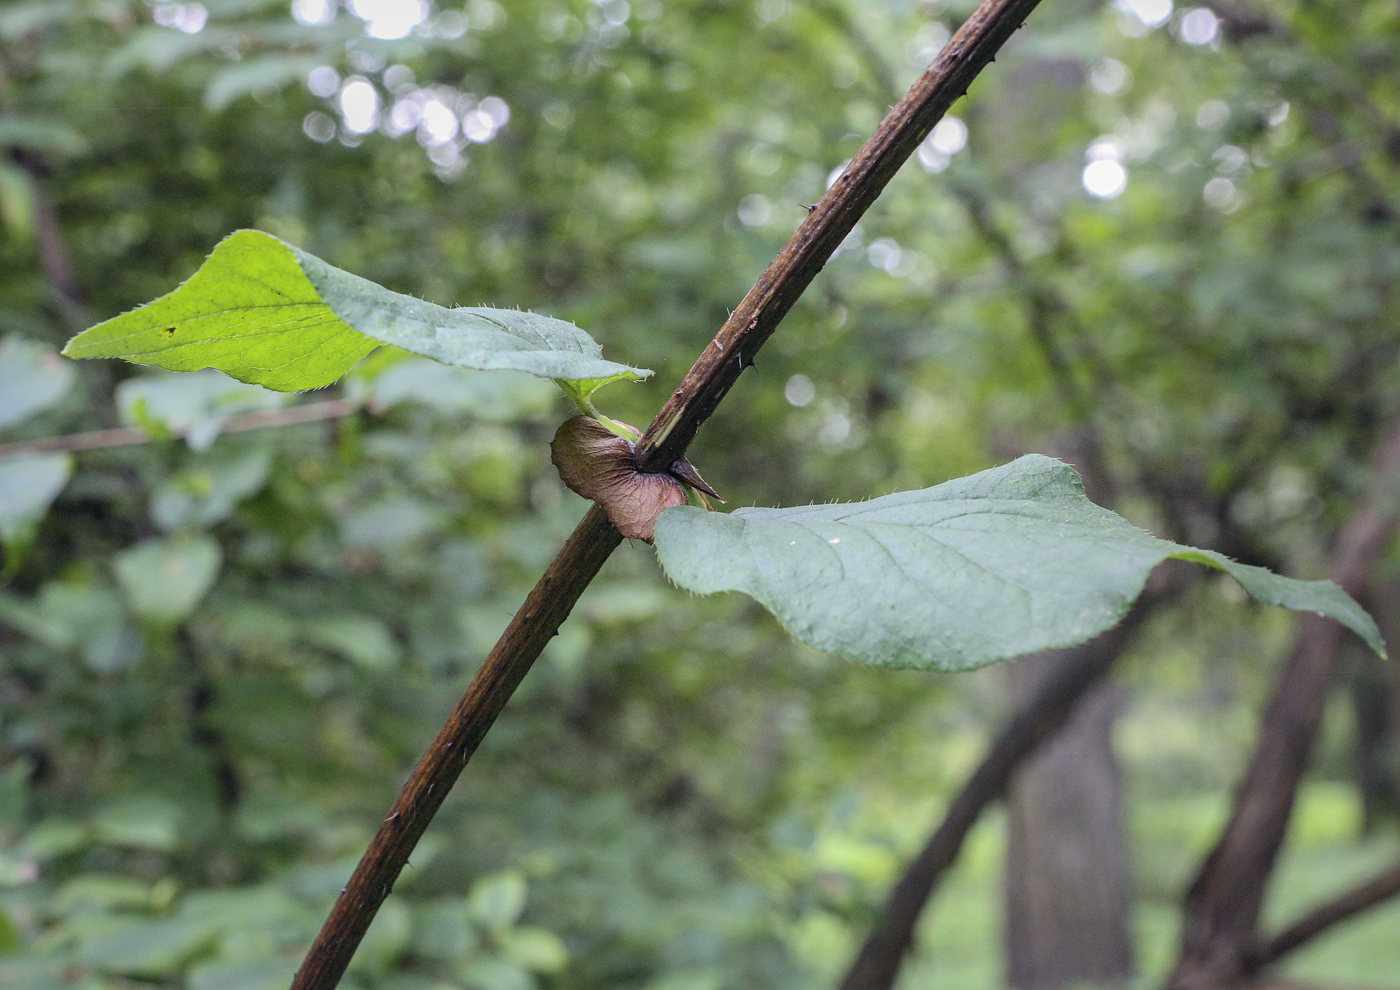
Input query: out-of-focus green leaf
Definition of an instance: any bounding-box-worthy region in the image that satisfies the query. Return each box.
[0,336,75,429]
[93,798,184,853]
[654,455,1385,671]
[54,874,155,915]
[0,453,72,546]
[304,614,400,671]
[116,371,287,451]
[0,165,34,240]
[75,914,219,976]
[368,359,557,421]
[0,906,23,954]
[0,118,88,157]
[467,871,527,930]
[151,441,274,530]
[460,957,537,990]
[113,535,222,623]
[34,581,138,672]
[188,958,297,990]
[203,56,320,110]
[64,230,650,393]
[501,927,568,974]
[339,497,444,549]
[411,899,478,961]
[350,895,411,974]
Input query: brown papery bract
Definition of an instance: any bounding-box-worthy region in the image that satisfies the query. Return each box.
[550,416,687,542]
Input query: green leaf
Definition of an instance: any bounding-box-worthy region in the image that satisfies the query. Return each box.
[116,370,287,451]
[0,335,75,429]
[460,957,537,990]
[368,358,557,420]
[653,455,1384,671]
[113,535,222,624]
[501,927,569,974]
[0,453,72,544]
[75,914,219,977]
[203,55,319,110]
[188,958,297,990]
[467,870,527,930]
[0,117,88,157]
[304,614,401,671]
[150,440,274,531]
[64,229,650,393]
[0,906,22,954]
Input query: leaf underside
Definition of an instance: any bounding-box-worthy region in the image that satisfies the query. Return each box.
[652,455,1384,672]
[62,229,651,393]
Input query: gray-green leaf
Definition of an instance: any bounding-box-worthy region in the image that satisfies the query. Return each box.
[652,455,1384,671]
[0,335,75,429]
[113,535,222,624]
[63,229,650,393]
[0,453,72,544]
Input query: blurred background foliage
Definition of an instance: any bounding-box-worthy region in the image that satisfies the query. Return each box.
[1,0,1399,988]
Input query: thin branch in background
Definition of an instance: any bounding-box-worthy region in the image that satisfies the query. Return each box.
[290,2,1049,987]
[837,568,1189,990]
[0,399,361,460]
[1249,860,1400,971]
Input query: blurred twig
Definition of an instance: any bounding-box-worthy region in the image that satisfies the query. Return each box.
[0,398,360,460]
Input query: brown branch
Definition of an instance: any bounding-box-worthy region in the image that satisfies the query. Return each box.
[838,568,1188,990]
[1168,419,1400,990]
[633,0,1044,473]
[290,1,1048,987]
[1249,860,1400,970]
[0,398,360,460]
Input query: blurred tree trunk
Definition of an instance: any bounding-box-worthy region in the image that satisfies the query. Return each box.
[1005,657,1134,990]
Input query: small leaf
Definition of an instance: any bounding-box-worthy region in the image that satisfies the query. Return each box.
[460,957,538,990]
[501,927,569,974]
[0,453,72,544]
[151,441,274,531]
[116,370,287,451]
[653,455,1384,671]
[188,958,297,990]
[113,535,222,624]
[0,906,22,954]
[304,615,401,671]
[64,229,650,393]
[0,117,88,157]
[204,55,319,110]
[75,914,218,977]
[0,335,75,429]
[467,870,527,930]
[368,358,556,420]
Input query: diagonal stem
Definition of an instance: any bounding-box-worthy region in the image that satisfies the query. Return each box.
[289,1,1047,986]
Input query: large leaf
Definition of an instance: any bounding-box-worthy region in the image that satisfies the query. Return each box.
[63,229,650,393]
[653,455,1384,671]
